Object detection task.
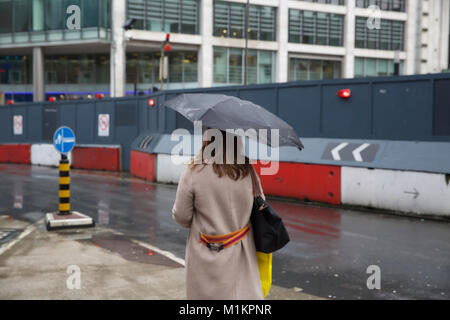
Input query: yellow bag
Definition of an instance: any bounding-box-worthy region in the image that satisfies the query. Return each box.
[256,251,272,297]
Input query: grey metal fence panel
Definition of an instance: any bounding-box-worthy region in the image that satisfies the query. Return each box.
[1,73,449,172]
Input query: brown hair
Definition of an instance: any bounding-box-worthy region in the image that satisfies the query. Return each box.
[189,129,253,181]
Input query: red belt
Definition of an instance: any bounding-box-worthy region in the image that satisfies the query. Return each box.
[200,224,250,252]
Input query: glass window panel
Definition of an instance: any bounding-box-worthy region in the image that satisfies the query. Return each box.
[355,17,367,48]
[213,47,227,83]
[164,0,180,33]
[79,54,95,84]
[229,3,244,38]
[354,58,364,77]
[297,59,309,80]
[181,0,198,34]
[183,52,197,82]
[95,54,109,83]
[248,6,259,40]
[0,0,12,33]
[316,12,329,45]
[126,53,138,83]
[214,1,229,37]
[377,59,388,76]
[138,53,153,84]
[329,14,343,46]
[379,19,391,50]
[364,58,377,76]
[67,55,81,83]
[288,9,301,43]
[260,6,275,41]
[302,11,315,44]
[229,48,243,83]
[367,23,379,49]
[45,0,64,30]
[169,52,183,83]
[333,61,341,78]
[322,60,336,79]
[82,0,99,28]
[309,60,322,80]
[13,0,29,32]
[146,0,163,31]
[258,51,273,83]
[392,20,404,51]
[246,50,258,84]
[32,0,44,31]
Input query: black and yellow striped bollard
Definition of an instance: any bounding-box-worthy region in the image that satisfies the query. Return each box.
[59,154,71,215]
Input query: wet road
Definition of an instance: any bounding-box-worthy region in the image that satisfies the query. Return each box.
[1,163,449,300]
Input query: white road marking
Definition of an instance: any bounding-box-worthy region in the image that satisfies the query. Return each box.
[0,218,44,256]
[109,229,185,267]
[352,143,370,162]
[331,143,349,161]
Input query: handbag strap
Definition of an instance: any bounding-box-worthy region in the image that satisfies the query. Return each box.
[249,165,261,198]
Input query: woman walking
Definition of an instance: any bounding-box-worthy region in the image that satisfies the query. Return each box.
[172,129,265,300]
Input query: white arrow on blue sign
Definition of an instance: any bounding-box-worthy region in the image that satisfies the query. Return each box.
[53,126,76,154]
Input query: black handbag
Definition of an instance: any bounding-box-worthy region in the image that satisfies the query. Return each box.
[249,167,290,253]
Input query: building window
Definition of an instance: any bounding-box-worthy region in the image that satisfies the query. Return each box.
[213,47,276,85]
[0,0,111,34]
[289,57,341,81]
[289,9,344,46]
[127,0,200,34]
[0,55,32,84]
[355,17,404,50]
[354,57,403,77]
[44,54,110,85]
[126,51,197,85]
[296,0,345,4]
[355,0,406,12]
[213,0,276,41]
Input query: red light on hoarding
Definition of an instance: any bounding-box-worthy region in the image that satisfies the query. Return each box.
[96,93,104,99]
[7,99,14,105]
[148,98,155,107]
[49,96,56,102]
[337,89,351,99]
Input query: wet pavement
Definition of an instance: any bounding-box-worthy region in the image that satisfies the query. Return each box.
[0,163,449,300]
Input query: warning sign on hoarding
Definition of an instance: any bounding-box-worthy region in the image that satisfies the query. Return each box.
[13,115,23,135]
[98,114,110,137]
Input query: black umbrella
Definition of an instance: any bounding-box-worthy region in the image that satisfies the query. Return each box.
[162,93,304,150]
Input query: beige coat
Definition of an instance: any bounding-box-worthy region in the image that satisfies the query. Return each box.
[172,163,265,300]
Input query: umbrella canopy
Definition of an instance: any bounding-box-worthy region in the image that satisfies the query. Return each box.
[162,93,304,150]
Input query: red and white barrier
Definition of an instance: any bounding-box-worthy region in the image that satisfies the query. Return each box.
[130,150,156,182]
[130,152,450,217]
[0,143,120,172]
[341,166,450,217]
[0,144,30,164]
[72,145,121,171]
[31,144,72,166]
[130,153,341,205]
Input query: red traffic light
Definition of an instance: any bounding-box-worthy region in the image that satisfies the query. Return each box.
[337,89,351,99]
[166,33,170,41]
[164,43,171,52]
[49,96,56,102]
[148,98,155,107]
[7,99,14,105]
[96,93,104,99]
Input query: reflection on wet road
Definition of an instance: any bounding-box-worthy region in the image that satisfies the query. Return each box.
[1,163,449,299]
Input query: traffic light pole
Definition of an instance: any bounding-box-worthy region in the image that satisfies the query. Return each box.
[160,46,165,91]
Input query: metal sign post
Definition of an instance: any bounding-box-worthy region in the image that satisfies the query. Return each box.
[45,126,95,231]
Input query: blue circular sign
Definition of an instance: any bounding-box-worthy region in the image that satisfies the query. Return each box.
[53,126,76,154]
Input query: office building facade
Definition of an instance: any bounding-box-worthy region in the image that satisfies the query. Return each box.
[0,0,449,102]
